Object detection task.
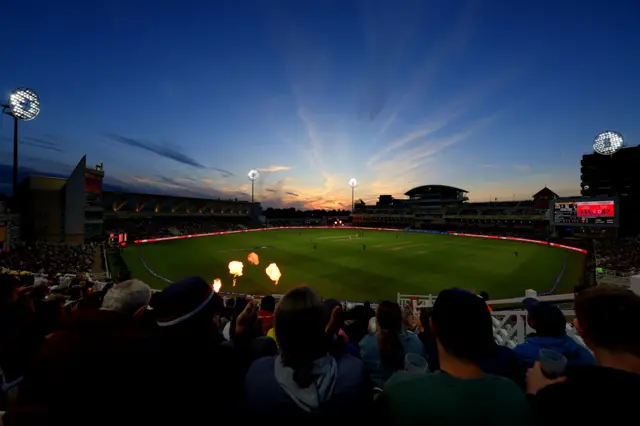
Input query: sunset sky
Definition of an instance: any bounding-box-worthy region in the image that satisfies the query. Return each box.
[1,0,639,209]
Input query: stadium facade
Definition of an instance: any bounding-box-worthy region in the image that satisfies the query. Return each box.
[352,184,552,236]
[581,145,640,234]
[14,156,258,244]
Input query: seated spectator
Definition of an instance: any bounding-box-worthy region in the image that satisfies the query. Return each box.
[514,298,595,368]
[324,299,359,358]
[342,304,369,344]
[4,279,152,426]
[376,289,532,425]
[257,295,276,336]
[359,301,424,387]
[0,275,44,386]
[142,277,244,423]
[416,307,439,371]
[527,286,640,425]
[223,296,248,340]
[243,285,370,422]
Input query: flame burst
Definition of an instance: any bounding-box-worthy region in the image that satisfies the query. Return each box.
[228,261,244,286]
[265,263,281,285]
[247,252,260,265]
[212,278,222,293]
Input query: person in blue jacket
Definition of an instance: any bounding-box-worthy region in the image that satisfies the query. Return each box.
[513,298,595,368]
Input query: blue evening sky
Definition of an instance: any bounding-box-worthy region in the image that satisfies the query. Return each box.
[1,0,638,208]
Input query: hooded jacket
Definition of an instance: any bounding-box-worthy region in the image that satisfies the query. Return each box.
[242,353,370,422]
[513,334,595,368]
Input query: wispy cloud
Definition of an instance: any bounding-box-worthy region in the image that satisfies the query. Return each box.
[285,191,299,197]
[21,136,63,152]
[103,133,235,176]
[259,165,292,172]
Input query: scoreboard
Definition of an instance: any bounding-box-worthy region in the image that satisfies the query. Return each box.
[551,198,617,227]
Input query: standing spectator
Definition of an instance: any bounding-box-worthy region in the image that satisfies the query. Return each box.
[528,286,640,425]
[376,289,532,425]
[4,279,152,426]
[513,299,595,368]
[243,285,370,422]
[359,301,424,387]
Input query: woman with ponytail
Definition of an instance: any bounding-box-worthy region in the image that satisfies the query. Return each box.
[359,301,425,387]
[242,285,369,422]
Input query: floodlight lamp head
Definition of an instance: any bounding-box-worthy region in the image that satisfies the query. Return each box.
[593,131,623,155]
[8,88,40,121]
[348,178,358,188]
[248,169,260,181]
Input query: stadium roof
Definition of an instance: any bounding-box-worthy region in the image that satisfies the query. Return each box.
[404,185,468,197]
[532,186,558,199]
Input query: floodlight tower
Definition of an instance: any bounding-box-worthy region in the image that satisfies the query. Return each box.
[348,178,358,212]
[2,88,41,198]
[593,131,624,156]
[248,169,260,204]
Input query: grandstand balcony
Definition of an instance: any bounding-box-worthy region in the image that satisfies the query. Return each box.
[102,191,254,217]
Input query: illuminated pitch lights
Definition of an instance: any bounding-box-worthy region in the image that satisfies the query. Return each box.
[8,88,41,121]
[348,178,358,188]
[248,169,260,181]
[593,131,623,156]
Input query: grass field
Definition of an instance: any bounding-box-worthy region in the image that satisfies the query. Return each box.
[122,229,585,302]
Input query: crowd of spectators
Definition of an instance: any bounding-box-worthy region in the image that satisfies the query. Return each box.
[0,243,96,275]
[1,270,638,426]
[595,235,640,275]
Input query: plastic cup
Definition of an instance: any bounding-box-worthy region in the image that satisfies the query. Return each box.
[405,353,428,374]
[538,349,567,379]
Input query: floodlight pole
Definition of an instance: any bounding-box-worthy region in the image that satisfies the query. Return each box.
[1,105,19,197]
[12,115,18,198]
[251,180,255,204]
[351,186,355,212]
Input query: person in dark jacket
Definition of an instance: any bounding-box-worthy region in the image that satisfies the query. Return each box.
[140,277,245,425]
[514,298,595,368]
[243,285,370,423]
[527,286,640,425]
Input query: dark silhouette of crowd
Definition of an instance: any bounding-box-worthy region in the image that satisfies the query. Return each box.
[1,271,639,426]
[595,235,640,275]
[0,243,96,275]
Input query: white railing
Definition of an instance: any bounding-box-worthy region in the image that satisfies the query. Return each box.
[397,292,584,347]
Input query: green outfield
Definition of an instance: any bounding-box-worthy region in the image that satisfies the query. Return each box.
[121,229,585,302]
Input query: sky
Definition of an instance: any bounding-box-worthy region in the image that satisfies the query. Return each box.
[1,0,639,209]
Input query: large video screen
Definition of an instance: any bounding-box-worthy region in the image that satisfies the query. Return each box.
[551,199,617,227]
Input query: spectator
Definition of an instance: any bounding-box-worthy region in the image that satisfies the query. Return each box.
[142,276,243,423]
[257,295,276,336]
[417,307,439,371]
[323,299,359,358]
[4,279,152,426]
[376,289,532,425]
[513,298,595,368]
[0,275,44,386]
[359,301,424,387]
[528,286,640,425]
[223,296,248,340]
[243,285,370,422]
[342,304,369,344]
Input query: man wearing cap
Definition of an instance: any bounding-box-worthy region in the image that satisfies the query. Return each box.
[514,298,595,369]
